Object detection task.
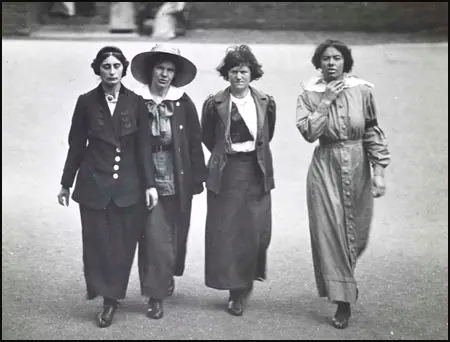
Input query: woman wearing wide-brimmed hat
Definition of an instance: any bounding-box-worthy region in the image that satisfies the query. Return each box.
[131,44,207,319]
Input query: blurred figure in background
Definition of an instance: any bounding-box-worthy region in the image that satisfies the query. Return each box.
[49,2,75,18]
[152,2,190,39]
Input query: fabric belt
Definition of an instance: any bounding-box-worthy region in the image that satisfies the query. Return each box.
[319,139,362,148]
[151,144,173,153]
[226,150,257,158]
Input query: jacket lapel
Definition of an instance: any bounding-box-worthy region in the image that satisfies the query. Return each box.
[250,86,268,140]
[213,87,231,129]
[93,84,123,147]
[95,84,113,121]
[213,86,269,141]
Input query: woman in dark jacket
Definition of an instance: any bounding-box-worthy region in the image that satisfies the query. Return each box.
[201,45,276,317]
[130,44,207,319]
[57,46,158,328]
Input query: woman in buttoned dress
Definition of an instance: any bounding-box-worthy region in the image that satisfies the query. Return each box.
[295,39,391,329]
[201,45,276,317]
[57,46,158,328]
[130,44,207,319]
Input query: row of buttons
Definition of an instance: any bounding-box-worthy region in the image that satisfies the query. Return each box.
[340,146,357,266]
[336,99,358,265]
[113,147,121,179]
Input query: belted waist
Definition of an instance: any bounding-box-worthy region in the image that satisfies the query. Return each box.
[151,144,173,153]
[319,139,362,148]
[226,150,257,158]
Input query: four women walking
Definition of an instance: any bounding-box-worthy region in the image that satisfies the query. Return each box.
[58,40,389,329]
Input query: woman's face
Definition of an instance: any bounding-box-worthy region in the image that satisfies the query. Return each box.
[99,55,124,87]
[320,46,345,82]
[151,60,176,90]
[228,64,251,93]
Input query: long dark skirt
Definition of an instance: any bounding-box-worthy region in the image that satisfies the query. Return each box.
[205,152,272,290]
[79,201,143,301]
[138,195,192,300]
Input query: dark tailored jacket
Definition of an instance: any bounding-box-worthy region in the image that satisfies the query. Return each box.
[201,86,276,194]
[60,84,155,210]
[148,92,207,212]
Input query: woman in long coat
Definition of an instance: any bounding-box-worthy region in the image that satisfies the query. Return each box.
[296,39,390,329]
[57,46,157,328]
[130,44,207,319]
[201,45,276,317]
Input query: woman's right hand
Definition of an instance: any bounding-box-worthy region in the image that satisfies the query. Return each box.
[57,187,70,207]
[323,80,345,103]
[145,187,159,210]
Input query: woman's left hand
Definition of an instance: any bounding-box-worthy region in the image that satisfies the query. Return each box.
[372,176,386,198]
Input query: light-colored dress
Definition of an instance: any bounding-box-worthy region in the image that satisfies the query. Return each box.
[152,2,186,40]
[296,75,390,304]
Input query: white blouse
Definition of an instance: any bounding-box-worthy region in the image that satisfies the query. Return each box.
[230,92,257,152]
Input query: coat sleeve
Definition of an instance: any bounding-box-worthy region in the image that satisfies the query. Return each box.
[60,95,88,189]
[185,95,208,184]
[136,95,156,189]
[295,85,331,143]
[201,95,217,153]
[362,87,390,170]
[267,95,276,142]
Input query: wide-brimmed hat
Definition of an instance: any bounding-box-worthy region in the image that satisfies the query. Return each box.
[131,44,197,87]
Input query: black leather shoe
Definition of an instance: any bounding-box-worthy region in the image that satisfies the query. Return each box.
[227,297,244,316]
[331,302,351,329]
[147,298,164,319]
[97,305,117,328]
[167,278,175,297]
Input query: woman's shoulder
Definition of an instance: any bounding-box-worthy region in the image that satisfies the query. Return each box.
[78,85,100,99]
[249,86,275,104]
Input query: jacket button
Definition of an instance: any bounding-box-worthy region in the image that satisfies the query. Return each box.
[180,170,184,175]
[116,148,121,153]
[115,156,121,162]
[113,173,119,179]
[113,165,119,171]
[179,125,183,130]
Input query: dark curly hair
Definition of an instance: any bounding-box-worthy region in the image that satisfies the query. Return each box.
[91,46,130,77]
[311,39,354,73]
[216,45,264,82]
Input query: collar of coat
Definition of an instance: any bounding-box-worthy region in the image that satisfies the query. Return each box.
[211,86,269,142]
[96,82,128,98]
[212,86,268,103]
[302,74,374,92]
[133,84,185,101]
